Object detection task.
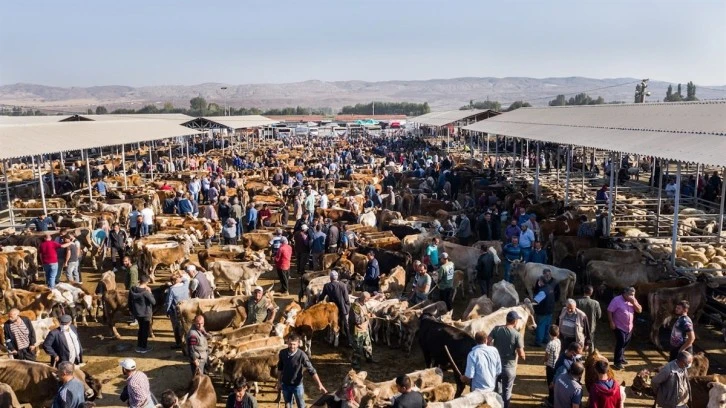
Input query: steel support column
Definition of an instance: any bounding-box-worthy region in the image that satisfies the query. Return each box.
[149,145,154,181]
[718,168,726,241]
[535,143,540,202]
[121,144,128,190]
[656,160,666,236]
[4,160,14,225]
[671,162,682,267]
[47,155,55,195]
[565,146,572,206]
[84,150,93,203]
[581,147,586,198]
[33,156,48,216]
[607,152,615,235]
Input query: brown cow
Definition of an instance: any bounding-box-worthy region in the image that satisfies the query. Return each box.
[274,301,339,355]
[177,374,217,408]
[219,349,280,394]
[3,288,55,316]
[240,232,274,251]
[0,360,102,406]
[142,238,193,282]
[101,287,166,339]
[176,295,249,335]
[648,276,717,349]
[552,236,596,266]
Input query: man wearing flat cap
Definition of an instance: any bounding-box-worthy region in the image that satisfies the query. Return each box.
[43,314,83,367]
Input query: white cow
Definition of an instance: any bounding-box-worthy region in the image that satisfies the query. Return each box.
[30,317,57,346]
[448,301,537,338]
[511,261,576,302]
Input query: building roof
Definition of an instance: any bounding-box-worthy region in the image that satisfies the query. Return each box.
[410,109,492,127]
[182,115,277,130]
[463,101,726,167]
[60,113,193,122]
[0,119,202,160]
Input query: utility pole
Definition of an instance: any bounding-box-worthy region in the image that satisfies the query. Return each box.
[221,87,228,116]
[634,79,650,103]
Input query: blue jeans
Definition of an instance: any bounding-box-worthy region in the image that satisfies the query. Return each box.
[520,247,531,263]
[535,314,552,345]
[43,263,58,288]
[281,383,305,408]
[503,261,513,283]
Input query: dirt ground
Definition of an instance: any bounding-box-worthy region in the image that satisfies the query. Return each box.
[43,254,724,408]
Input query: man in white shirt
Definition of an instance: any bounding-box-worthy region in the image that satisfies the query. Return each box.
[665,179,677,198]
[319,193,329,210]
[140,203,155,236]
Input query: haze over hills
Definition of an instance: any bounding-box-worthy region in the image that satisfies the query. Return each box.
[1,77,725,113]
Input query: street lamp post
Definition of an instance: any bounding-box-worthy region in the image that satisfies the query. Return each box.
[221,86,228,116]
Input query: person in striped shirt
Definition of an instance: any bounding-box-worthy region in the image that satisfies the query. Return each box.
[3,308,36,361]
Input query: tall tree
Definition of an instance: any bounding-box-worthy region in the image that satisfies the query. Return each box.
[95,106,108,114]
[686,81,698,101]
[162,102,174,112]
[549,95,567,106]
[189,96,207,115]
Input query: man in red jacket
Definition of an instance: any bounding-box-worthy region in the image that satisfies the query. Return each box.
[587,360,622,408]
[275,237,293,295]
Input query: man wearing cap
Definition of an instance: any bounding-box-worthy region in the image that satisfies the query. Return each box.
[363,251,381,293]
[293,224,310,277]
[318,271,351,344]
[350,292,374,369]
[436,252,455,311]
[43,314,83,367]
[607,287,642,370]
[186,315,212,375]
[488,311,526,408]
[270,229,284,257]
[3,308,37,361]
[53,361,86,407]
[245,286,275,325]
[275,237,293,295]
[119,358,155,408]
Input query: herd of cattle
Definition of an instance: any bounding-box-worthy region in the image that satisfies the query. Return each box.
[0,140,724,407]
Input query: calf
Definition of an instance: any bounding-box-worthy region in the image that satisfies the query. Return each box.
[209,260,273,295]
[342,368,444,407]
[101,287,166,339]
[379,266,406,299]
[491,280,519,308]
[220,350,280,395]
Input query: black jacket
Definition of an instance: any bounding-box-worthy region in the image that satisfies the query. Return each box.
[128,286,156,319]
[476,253,496,280]
[3,317,36,352]
[43,326,83,366]
[533,282,559,316]
[108,229,127,250]
[477,218,499,241]
[317,281,350,315]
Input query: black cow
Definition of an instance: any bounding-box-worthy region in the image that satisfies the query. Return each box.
[356,246,412,276]
[384,224,423,240]
[418,315,476,397]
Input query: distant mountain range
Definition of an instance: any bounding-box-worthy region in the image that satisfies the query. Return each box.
[1,77,724,113]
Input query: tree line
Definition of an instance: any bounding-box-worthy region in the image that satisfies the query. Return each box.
[459,100,532,112]
[664,81,697,102]
[339,101,430,116]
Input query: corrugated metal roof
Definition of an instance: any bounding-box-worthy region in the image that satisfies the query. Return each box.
[411,109,491,127]
[0,116,70,125]
[61,113,193,122]
[182,115,278,130]
[0,119,202,160]
[463,101,726,167]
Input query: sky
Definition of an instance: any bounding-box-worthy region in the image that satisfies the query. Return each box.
[1,0,724,87]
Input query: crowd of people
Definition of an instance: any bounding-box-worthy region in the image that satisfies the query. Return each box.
[14,132,708,408]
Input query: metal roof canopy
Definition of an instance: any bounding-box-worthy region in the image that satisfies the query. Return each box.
[410,109,494,127]
[0,119,202,160]
[463,101,726,167]
[182,115,278,130]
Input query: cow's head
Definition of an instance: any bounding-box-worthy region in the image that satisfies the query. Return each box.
[630,369,655,397]
[708,380,726,408]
